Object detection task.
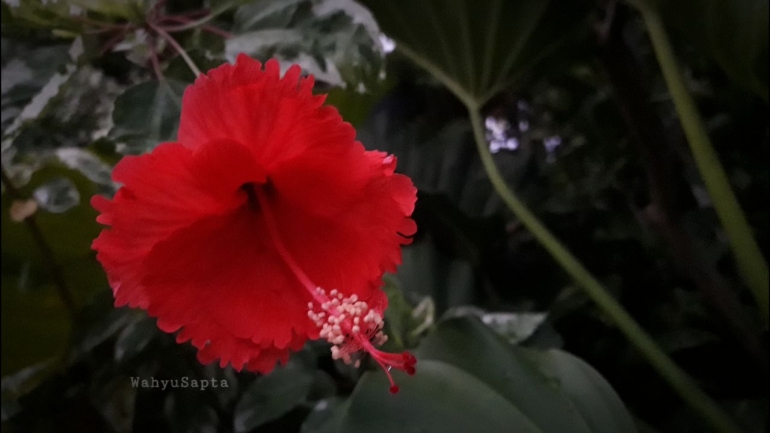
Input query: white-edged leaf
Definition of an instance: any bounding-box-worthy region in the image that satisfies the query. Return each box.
[108,79,186,155]
[227,0,384,89]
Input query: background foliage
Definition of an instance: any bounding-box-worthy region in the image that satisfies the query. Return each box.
[1,0,767,432]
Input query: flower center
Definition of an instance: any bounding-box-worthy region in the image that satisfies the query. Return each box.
[251,184,416,393]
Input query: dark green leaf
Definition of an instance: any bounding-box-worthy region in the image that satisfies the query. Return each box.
[417,317,635,433]
[1,359,55,421]
[2,0,84,33]
[1,165,107,375]
[3,37,122,190]
[341,361,544,433]
[233,361,315,432]
[381,276,434,350]
[53,148,115,192]
[360,0,588,105]
[301,397,349,433]
[442,307,548,344]
[68,0,143,21]
[2,165,104,265]
[165,390,219,433]
[165,50,226,83]
[658,0,769,100]
[393,241,476,314]
[0,274,71,376]
[109,79,186,155]
[359,112,533,218]
[227,0,384,89]
[335,317,635,433]
[114,314,157,362]
[323,71,395,127]
[32,177,80,213]
[233,0,306,31]
[518,349,640,433]
[69,292,133,361]
[1,38,75,137]
[90,375,137,433]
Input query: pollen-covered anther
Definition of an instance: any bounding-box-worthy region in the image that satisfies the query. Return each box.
[308,287,417,394]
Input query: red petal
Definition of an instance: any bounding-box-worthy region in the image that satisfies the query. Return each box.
[266,149,417,304]
[140,207,316,352]
[92,141,265,305]
[178,55,322,157]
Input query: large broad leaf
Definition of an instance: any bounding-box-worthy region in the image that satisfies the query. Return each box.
[1,165,107,376]
[656,0,769,101]
[226,0,384,89]
[380,275,434,351]
[360,0,588,106]
[108,79,186,155]
[335,317,635,433]
[4,0,143,26]
[1,166,105,294]
[2,36,122,190]
[323,71,395,127]
[164,390,219,433]
[394,241,476,314]
[358,108,536,218]
[1,38,73,138]
[233,361,315,432]
[442,306,551,346]
[1,0,81,33]
[0,277,70,377]
[66,0,144,21]
[301,397,350,433]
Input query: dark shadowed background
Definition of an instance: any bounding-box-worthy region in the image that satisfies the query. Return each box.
[1,0,768,432]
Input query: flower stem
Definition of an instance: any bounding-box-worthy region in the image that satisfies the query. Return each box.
[74,15,129,31]
[147,33,166,82]
[99,26,134,56]
[467,106,742,433]
[149,23,202,77]
[635,1,768,323]
[161,16,233,38]
[0,167,77,318]
[154,4,231,33]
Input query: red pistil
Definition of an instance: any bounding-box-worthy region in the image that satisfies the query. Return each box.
[307,287,417,393]
[357,336,416,394]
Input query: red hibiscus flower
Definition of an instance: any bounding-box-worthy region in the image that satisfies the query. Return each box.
[92,54,418,393]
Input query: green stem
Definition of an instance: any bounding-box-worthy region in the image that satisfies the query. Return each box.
[1,167,77,318]
[467,106,742,433]
[147,33,166,82]
[149,23,202,77]
[157,4,231,33]
[636,3,769,323]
